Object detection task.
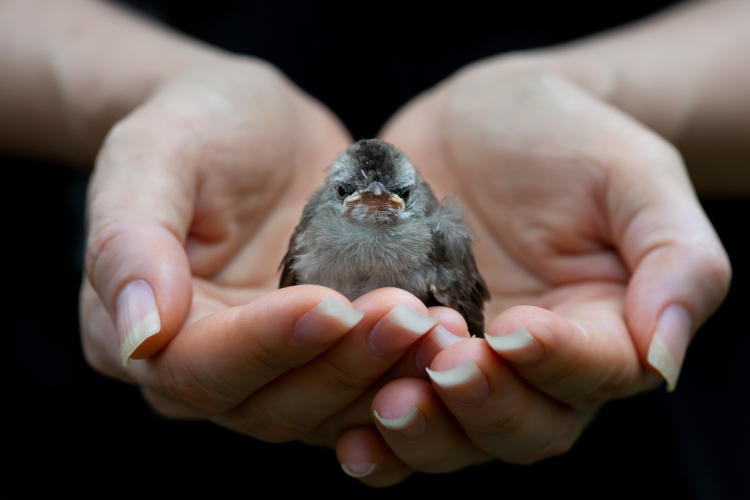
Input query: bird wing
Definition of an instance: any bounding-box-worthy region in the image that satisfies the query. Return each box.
[279,187,323,288]
[279,231,302,288]
[427,200,490,338]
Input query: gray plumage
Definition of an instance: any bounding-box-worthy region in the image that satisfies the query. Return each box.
[280,139,489,337]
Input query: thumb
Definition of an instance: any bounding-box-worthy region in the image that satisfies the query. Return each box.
[614,145,731,392]
[84,114,196,366]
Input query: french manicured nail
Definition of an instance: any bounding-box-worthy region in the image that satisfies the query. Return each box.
[341,463,377,478]
[415,325,467,373]
[293,299,364,347]
[426,360,489,406]
[648,305,691,392]
[373,406,426,440]
[368,304,438,356]
[485,327,544,364]
[116,280,161,367]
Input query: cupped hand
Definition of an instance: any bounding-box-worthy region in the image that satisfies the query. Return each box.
[80,57,464,446]
[335,56,731,486]
[82,57,351,359]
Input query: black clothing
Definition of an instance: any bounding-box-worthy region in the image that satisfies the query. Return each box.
[3,2,747,498]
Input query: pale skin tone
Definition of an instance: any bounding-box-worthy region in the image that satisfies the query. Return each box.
[0,0,744,487]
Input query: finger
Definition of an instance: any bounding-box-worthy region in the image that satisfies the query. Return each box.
[336,427,413,487]
[141,388,204,420]
[372,378,492,473]
[609,138,731,391]
[484,285,655,407]
[298,305,469,448]
[80,274,234,385]
[415,307,471,375]
[426,339,597,464]
[85,109,198,366]
[218,288,438,443]
[135,285,363,415]
[80,276,136,384]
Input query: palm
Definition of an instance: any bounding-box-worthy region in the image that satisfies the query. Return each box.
[380,68,658,401]
[82,62,352,379]
[166,70,351,297]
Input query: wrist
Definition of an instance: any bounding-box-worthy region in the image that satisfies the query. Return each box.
[0,0,232,164]
[50,1,237,163]
[466,49,687,141]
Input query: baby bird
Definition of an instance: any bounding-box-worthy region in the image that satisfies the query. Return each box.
[280,139,489,337]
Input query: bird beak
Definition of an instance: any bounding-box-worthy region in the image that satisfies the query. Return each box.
[344,182,405,211]
[387,193,405,211]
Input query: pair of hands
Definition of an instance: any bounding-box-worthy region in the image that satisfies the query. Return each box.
[79,54,729,486]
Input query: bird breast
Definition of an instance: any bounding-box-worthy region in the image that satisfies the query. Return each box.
[291,207,434,301]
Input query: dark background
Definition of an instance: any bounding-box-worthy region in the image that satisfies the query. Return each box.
[2,1,748,498]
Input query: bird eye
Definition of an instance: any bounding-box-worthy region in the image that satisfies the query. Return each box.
[336,184,352,198]
[397,187,410,201]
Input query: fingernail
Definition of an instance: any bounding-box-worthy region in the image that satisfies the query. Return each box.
[415,325,467,373]
[485,327,544,364]
[426,360,489,406]
[341,463,377,478]
[293,299,364,348]
[116,280,161,367]
[647,305,691,392]
[368,304,438,356]
[373,406,426,440]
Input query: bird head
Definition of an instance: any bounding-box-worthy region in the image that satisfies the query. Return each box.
[324,139,420,224]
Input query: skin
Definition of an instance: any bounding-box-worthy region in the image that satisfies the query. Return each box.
[0,0,470,451]
[337,0,744,485]
[0,0,742,487]
[337,71,721,484]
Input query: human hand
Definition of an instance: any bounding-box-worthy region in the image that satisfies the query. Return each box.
[333,56,731,485]
[80,57,466,446]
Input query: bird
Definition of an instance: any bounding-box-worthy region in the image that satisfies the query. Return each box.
[279,139,489,337]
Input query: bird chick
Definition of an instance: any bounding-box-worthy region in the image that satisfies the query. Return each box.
[280,139,489,337]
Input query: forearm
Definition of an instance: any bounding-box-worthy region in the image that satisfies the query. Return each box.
[523,0,750,195]
[0,0,226,165]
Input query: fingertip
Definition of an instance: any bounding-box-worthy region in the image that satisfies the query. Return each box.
[292,296,365,348]
[485,327,545,365]
[233,284,359,346]
[415,324,470,375]
[372,378,433,441]
[425,306,469,335]
[485,297,648,405]
[647,304,692,391]
[426,339,495,407]
[117,280,161,365]
[352,287,430,316]
[336,427,413,487]
[485,305,572,365]
[371,377,494,473]
[618,185,731,388]
[89,226,193,365]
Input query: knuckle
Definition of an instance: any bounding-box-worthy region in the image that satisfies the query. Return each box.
[144,395,177,420]
[158,358,234,416]
[701,248,732,297]
[233,403,305,443]
[84,221,138,304]
[529,420,581,463]
[298,429,336,448]
[315,359,379,398]
[81,333,116,378]
[102,112,197,162]
[79,286,130,382]
[241,330,294,376]
[142,389,202,420]
[581,355,643,404]
[476,402,528,439]
[412,448,463,474]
